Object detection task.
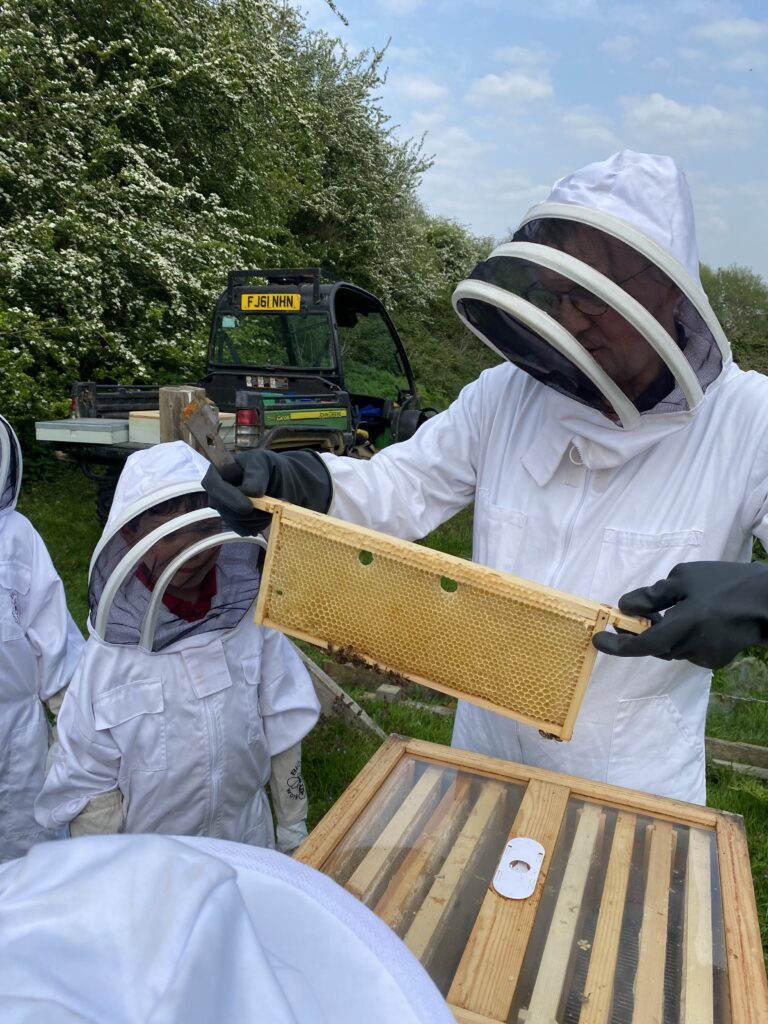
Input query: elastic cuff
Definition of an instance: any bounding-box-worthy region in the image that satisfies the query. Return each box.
[315,451,336,514]
[275,820,309,854]
[304,450,334,513]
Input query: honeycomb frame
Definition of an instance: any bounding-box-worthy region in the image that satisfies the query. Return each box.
[253,499,646,740]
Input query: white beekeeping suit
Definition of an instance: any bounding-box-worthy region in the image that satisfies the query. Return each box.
[316,150,768,804]
[36,442,319,848]
[0,834,455,1024]
[0,415,84,862]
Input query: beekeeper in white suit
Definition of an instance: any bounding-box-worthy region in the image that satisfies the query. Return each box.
[36,442,319,849]
[203,150,768,805]
[0,833,454,1024]
[0,414,83,861]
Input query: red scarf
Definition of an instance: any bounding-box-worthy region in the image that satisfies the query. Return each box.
[136,563,217,622]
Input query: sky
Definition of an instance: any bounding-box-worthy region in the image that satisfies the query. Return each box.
[298,0,768,280]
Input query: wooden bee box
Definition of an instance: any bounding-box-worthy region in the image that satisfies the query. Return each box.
[297,736,768,1024]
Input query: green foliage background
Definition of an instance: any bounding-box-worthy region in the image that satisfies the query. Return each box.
[2,0,766,426]
[700,263,768,373]
[0,0,497,430]
[2,0,768,582]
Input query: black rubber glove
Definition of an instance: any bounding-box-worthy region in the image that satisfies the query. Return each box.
[202,449,333,536]
[592,560,768,669]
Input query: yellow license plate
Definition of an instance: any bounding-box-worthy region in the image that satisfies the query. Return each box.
[240,292,301,312]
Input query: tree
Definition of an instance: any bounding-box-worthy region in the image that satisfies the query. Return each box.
[0,0,498,429]
[0,0,311,421]
[700,264,768,373]
[389,214,499,407]
[282,34,432,308]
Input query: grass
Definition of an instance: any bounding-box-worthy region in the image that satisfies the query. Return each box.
[707,763,768,951]
[417,502,474,558]
[707,693,768,745]
[16,458,768,960]
[16,460,100,633]
[303,715,381,829]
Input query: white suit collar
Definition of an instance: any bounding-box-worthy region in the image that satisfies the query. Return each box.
[520,375,729,483]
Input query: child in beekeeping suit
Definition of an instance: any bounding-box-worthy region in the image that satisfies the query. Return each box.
[0,414,84,862]
[35,442,319,853]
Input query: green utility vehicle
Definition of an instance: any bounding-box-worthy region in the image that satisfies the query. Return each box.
[37,268,433,521]
[203,267,430,454]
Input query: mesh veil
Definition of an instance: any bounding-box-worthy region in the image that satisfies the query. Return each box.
[0,417,20,511]
[89,491,263,651]
[455,217,723,422]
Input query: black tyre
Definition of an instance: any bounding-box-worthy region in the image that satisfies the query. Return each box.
[95,471,120,526]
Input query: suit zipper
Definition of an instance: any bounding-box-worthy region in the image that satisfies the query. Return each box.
[549,445,591,589]
[203,699,219,835]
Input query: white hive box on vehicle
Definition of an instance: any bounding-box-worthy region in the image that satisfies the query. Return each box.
[35,419,130,444]
[128,409,236,446]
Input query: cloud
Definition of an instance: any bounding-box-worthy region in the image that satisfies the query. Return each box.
[523,0,599,15]
[690,183,730,235]
[738,181,768,207]
[496,176,549,206]
[600,35,636,61]
[724,50,766,72]
[394,74,449,103]
[466,71,553,106]
[676,47,704,64]
[492,45,556,68]
[692,18,768,47]
[622,92,764,148]
[387,45,426,64]
[410,109,447,130]
[561,111,622,149]
[418,163,548,242]
[697,206,728,233]
[421,125,493,170]
[695,184,731,202]
[713,84,753,101]
[377,0,425,13]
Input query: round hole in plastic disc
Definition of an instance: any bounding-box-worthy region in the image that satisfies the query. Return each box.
[358,550,374,566]
[509,859,530,873]
[440,576,458,593]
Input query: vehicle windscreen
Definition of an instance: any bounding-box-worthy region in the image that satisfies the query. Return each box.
[211,311,335,369]
[337,309,410,397]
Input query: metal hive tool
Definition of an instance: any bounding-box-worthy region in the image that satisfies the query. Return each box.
[252,498,648,740]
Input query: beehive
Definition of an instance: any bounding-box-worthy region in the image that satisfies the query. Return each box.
[252,498,646,740]
[298,736,768,1024]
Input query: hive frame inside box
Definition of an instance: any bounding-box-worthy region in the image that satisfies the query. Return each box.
[297,735,768,1024]
[252,498,646,740]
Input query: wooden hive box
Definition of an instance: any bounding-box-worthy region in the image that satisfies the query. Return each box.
[297,736,768,1024]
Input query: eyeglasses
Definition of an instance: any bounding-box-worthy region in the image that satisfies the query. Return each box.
[522,266,652,318]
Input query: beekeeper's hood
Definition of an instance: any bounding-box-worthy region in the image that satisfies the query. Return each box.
[0,415,22,516]
[453,150,730,431]
[0,834,454,1024]
[89,441,264,651]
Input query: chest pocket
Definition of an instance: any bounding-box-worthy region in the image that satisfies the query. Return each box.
[0,562,29,642]
[241,654,265,746]
[589,527,703,606]
[473,488,528,573]
[93,680,167,772]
